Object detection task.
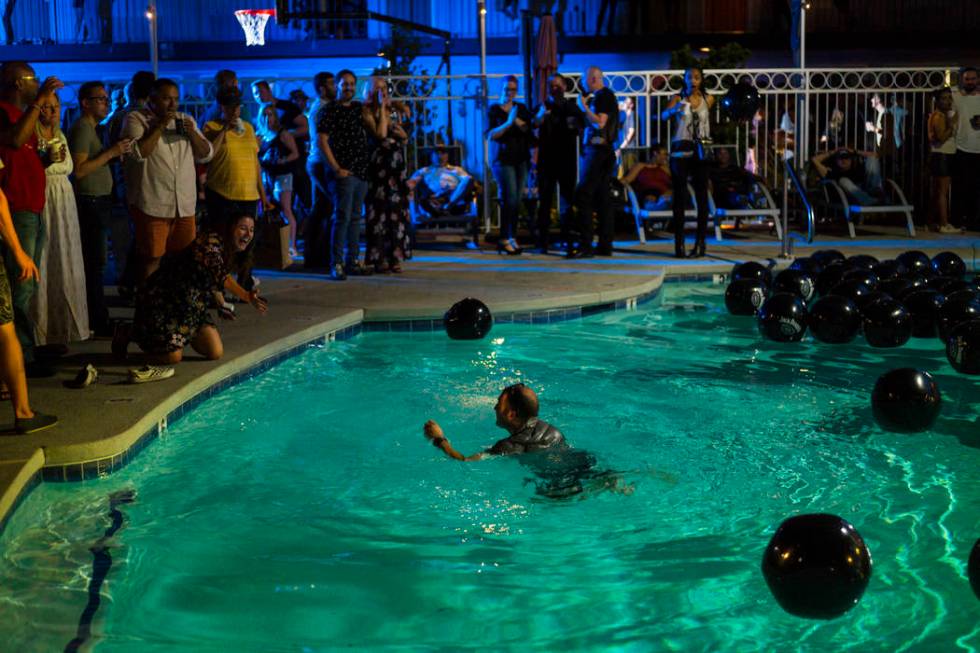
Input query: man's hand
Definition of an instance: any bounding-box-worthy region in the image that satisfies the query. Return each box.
[112,138,133,157]
[14,250,38,282]
[36,77,64,104]
[424,420,445,441]
[335,168,350,178]
[181,115,196,135]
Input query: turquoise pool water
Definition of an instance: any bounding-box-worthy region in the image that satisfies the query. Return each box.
[3,282,980,652]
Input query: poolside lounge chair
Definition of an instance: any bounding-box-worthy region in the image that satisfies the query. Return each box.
[622,180,699,244]
[813,177,915,239]
[707,179,784,242]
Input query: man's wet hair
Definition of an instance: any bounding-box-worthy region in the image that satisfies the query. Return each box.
[502,383,539,420]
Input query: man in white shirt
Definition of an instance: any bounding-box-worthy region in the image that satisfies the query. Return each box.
[121,78,213,279]
[952,66,980,231]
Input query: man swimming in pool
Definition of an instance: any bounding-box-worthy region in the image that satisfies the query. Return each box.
[424,383,634,498]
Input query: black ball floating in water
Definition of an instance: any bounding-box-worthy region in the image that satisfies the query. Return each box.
[969,539,980,600]
[847,254,879,271]
[842,268,880,291]
[790,257,824,279]
[808,295,861,344]
[904,290,947,338]
[810,249,846,268]
[725,278,768,316]
[816,262,848,297]
[937,296,980,342]
[829,279,873,307]
[772,269,816,302]
[757,293,808,342]
[871,368,942,433]
[761,513,873,620]
[862,297,912,348]
[444,298,493,340]
[932,251,967,279]
[879,277,913,300]
[732,261,772,287]
[946,319,980,375]
[896,250,933,276]
[873,259,908,282]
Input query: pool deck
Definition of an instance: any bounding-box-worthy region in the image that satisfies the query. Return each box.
[1,226,978,531]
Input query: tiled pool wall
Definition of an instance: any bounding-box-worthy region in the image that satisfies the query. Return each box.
[1,277,720,535]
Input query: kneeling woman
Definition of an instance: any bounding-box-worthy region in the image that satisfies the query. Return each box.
[118,215,268,364]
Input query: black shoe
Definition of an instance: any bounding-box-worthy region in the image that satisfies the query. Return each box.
[687,243,706,258]
[345,263,374,276]
[595,245,613,257]
[26,361,56,378]
[14,412,58,434]
[566,247,594,259]
[330,264,347,281]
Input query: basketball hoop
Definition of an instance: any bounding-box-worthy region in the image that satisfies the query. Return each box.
[235,8,275,46]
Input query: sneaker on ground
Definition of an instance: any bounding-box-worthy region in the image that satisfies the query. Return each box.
[65,363,98,389]
[128,365,175,384]
[14,412,58,435]
[940,224,960,234]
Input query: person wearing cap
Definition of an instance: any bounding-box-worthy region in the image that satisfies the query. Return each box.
[811,146,884,206]
[407,146,474,217]
[203,86,272,229]
[199,69,253,129]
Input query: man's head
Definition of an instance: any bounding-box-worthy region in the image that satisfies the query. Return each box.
[495,383,539,432]
[870,93,885,113]
[130,70,155,103]
[337,69,357,103]
[960,67,978,94]
[648,142,668,166]
[314,71,336,101]
[78,81,110,121]
[583,66,604,94]
[289,88,309,111]
[431,146,450,167]
[834,149,855,172]
[0,61,39,103]
[148,78,180,119]
[548,73,567,101]
[716,146,732,167]
[251,79,274,105]
[214,69,239,90]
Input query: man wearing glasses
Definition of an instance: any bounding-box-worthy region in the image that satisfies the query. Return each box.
[0,61,63,377]
[69,81,133,338]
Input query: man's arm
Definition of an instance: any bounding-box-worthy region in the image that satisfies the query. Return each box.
[578,94,608,129]
[184,116,213,163]
[73,132,131,180]
[0,77,62,148]
[424,420,488,462]
[811,150,832,178]
[126,111,166,160]
[318,132,348,177]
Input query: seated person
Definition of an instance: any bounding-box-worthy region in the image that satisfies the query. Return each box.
[811,147,884,206]
[709,147,761,210]
[407,147,475,217]
[621,142,672,211]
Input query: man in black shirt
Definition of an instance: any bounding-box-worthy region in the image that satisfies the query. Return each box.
[569,66,619,258]
[313,69,373,280]
[811,147,884,205]
[534,73,583,254]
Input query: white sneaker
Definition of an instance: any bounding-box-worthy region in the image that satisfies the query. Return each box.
[128,365,175,384]
[940,224,960,234]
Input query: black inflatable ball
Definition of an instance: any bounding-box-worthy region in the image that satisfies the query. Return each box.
[862,298,913,348]
[732,261,772,287]
[761,513,872,620]
[937,296,980,342]
[816,262,848,296]
[725,278,768,316]
[444,298,493,340]
[842,268,880,291]
[932,251,967,279]
[772,269,816,302]
[847,254,879,271]
[873,259,908,282]
[810,249,846,268]
[926,276,960,293]
[720,81,761,122]
[757,293,808,342]
[790,257,824,278]
[896,250,933,276]
[880,277,913,300]
[898,276,931,300]
[829,279,873,307]
[872,368,941,432]
[904,290,947,338]
[946,289,980,305]
[808,295,861,344]
[858,291,894,311]
[969,539,980,600]
[946,320,980,375]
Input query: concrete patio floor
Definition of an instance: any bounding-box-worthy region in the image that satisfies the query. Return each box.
[1,224,978,530]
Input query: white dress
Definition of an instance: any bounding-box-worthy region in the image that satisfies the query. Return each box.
[32,128,89,344]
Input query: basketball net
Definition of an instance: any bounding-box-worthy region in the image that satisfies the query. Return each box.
[235,9,275,46]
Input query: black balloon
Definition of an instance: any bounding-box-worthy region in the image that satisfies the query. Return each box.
[810,249,846,268]
[761,513,872,620]
[732,261,772,287]
[873,259,908,281]
[871,368,942,432]
[880,277,913,300]
[757,293,808,342]
[946,319,980,375]
[847,254,879,271]
[773,269,816,302]
[816,262,848,296]
[829,279,873,306]
[898,276,931,299]
[858,291,894,310]
[932,251,967,278]
[790,257,824,278]
[969,539,980,601]
[720,81,761,122]
[444,298,493,339]
[937,296,980,342]
[809,295,861,344]
[896,250,932,276]
[946,289,980,305]
[926,276,960,293]
[842,268,880,291]
[904,290,947,338]
[725,279,768,315]
[862,298,912,348]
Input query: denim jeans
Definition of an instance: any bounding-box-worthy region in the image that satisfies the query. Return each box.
[76,194,113,333]
[492,162,528,241]
[839,156,884,206]
[330,173,368,269]
[3,211,45,362]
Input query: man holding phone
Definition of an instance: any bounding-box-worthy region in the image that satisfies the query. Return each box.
[952,66,980,231]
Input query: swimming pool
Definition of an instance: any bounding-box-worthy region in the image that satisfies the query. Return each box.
[2,281,980,651]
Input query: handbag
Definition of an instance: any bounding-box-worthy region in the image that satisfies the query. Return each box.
[253,211,292,270]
